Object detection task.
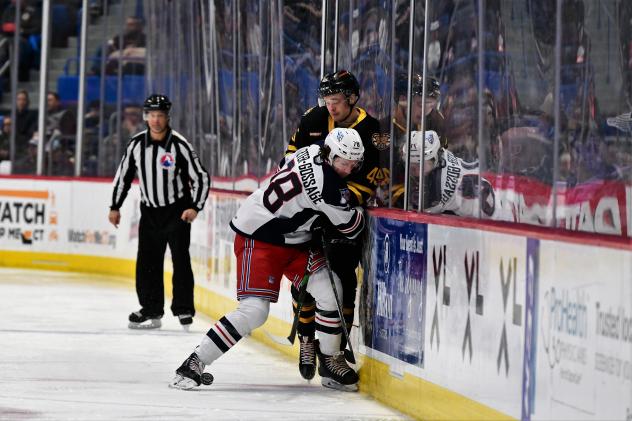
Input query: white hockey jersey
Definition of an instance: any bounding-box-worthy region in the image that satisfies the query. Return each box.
[230,145,364,245]
[424,149,496,217]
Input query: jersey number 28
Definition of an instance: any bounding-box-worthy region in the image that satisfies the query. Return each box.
[263,163,302,213]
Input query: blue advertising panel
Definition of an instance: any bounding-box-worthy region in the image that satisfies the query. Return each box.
[522,238,540,421]
[367,216,428,367]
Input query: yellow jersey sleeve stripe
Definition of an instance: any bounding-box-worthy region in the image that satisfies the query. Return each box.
[347,184,363,203]
[347,181,373,195]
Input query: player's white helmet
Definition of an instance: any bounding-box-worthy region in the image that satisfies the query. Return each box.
[324,128,365,166]
[404,130,441,163]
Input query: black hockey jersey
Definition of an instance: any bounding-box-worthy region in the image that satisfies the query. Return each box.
[284,105,386,206]
[230,144,364,246]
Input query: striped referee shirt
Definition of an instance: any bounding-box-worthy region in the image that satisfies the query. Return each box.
[110,128,210,211]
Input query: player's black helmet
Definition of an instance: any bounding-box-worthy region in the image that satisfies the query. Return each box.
[396,74,441,98]
[143,94,172,113]
[318,70,360,100]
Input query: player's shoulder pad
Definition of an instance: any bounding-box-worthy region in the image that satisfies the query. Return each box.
[320,165,353,208]
[302,105,329,122]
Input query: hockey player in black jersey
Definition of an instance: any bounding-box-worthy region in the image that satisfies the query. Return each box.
[283,70,387,380]
[171,128,366,392]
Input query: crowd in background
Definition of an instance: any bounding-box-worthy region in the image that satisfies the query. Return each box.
[0,0,145,176]
[0,0,630,231]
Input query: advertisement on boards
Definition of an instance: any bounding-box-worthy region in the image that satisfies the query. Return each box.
[423,226,526,418]
[0,179,67,252]
[364,216,428,369]
[533,241,632,420]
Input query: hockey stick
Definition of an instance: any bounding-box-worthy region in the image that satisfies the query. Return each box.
[287,272,310,344]
[320,232,356,364]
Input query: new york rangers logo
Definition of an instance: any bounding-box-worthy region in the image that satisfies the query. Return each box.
[160,153,175,169]
[339,188,351,205]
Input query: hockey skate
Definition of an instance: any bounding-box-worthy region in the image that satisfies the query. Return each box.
[178,314,193,331]
[317,349,359,392]
[298,335,317,380]
[128,311,162,329]
[170,352,214,390]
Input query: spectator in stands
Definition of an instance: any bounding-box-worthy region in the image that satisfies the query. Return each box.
[15,90,37,156]
[46,136,74,176]
[442,73,478,161]
[1,0,41,36]
[1,1,40,81]
[91,16,146,76]
[13,131,37,174]
[46,91,75,140]
[0,116,10,162]
[108,16,146,75]
[100,103,143,176]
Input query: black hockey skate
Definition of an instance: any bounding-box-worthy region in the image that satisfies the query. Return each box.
[178,314,193,331]
[317,349,359,392]
[128,311,162,329]
[298,335,317,380]
[170,352,214,390]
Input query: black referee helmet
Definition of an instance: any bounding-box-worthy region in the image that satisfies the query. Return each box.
[143,94,172,114]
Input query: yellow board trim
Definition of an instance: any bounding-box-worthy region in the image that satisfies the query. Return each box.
[0,250,514,421]
[360,357,514,420]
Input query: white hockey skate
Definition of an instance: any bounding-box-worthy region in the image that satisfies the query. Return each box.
[128,311,162,329]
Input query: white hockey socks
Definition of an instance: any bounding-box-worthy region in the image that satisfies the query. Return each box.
[307,267,343,356]
[196,297,270,364]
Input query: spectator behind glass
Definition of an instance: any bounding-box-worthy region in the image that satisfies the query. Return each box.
[1,1,40,81]
[100,104,144,176]
[13,131,38,174]
[81,100,103,176]
[46,91,76,140]
[0,116,10,162]
[107,16,146,75]
[90,16,146,76]
[15,90,37,157]
[1,0,41,36]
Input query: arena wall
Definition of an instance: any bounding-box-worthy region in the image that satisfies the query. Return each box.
[1,177,630,420]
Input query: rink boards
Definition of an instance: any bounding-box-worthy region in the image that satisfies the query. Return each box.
[0,177,631,420]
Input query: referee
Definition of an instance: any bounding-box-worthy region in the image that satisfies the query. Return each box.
[108,94,210,330]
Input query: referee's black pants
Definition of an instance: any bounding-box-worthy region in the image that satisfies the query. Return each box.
[136,200,195,318]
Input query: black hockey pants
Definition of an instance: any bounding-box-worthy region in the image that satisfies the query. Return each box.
[136,199,195,318]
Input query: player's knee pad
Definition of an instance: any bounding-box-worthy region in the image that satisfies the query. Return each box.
[228,297,270,335]
[306,267,342,312]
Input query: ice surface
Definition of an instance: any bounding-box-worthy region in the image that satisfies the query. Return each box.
[0,268,408,421]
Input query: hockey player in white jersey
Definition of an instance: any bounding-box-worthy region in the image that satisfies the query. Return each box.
[392,130,495,216]
[170,128,365,392]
